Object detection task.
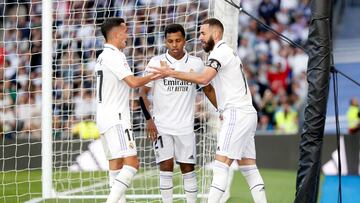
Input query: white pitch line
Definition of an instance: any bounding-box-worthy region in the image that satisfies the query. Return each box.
[25,166,212,202]
[24,168,160,203]
[57,181,108,196]
[24,198,43,203]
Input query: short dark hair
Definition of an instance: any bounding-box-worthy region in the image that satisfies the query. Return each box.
[164,24,185,38]
[202,18,224,33]
[101,18,125,41]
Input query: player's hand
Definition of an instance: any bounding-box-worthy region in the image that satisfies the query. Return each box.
[146,119,158,142]
[149,61,172,78]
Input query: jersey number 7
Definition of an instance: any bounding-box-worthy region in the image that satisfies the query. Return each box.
[125,129,134,141]
[96,70,103,103]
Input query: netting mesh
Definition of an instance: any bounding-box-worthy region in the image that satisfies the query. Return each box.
[1,1,217,202]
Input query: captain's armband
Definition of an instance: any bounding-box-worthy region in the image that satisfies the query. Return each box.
[206,59,221,72]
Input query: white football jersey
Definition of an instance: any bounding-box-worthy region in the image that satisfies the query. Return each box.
[208,40,256,113]
[95,44,133,133]
[145,51,204,135]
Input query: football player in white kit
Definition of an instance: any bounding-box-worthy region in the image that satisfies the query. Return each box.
[139,24,216,203]
[153,18,267,203]
[95,18,160,203]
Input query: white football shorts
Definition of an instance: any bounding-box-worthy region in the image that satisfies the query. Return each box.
[216,108,257,160]
[100,122,137,160]
[153,132,196,165]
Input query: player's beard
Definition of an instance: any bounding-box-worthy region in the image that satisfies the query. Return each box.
[202,36,215,53]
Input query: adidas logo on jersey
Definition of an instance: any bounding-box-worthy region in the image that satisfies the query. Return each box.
[188,155,194,159]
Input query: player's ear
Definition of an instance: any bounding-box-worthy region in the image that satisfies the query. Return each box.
[214,29,221,40]
[109,28,117,40]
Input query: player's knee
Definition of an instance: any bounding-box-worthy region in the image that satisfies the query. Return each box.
[237,158,256,166]
[123,156,140,170]
[215,154,232,166]
[109,158,124,170]
[180,163,195,174]
[131,158,140,170]
[159,159,174,171]
[132,161,140,170]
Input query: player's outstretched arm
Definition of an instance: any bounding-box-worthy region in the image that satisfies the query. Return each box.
[152,62,217,85]
[123,74,158,88]
[139,86,158,141]
[203,84,217,109]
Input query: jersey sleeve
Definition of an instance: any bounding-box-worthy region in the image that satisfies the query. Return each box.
[207,48,231,72]
[105,52,133,80]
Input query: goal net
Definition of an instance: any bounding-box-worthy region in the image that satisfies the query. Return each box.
[0,0,238,202]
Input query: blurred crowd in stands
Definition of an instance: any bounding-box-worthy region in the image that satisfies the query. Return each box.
[0,0,335,140]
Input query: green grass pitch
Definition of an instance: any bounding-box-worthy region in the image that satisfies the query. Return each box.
[1,169,300,202]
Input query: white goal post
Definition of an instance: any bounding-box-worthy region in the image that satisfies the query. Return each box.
[0,0,239,202]
[211,0,240,49]
[41,0,54,199]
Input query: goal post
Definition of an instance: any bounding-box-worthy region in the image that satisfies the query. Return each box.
[211,0,240,49]
[41,0,54,199]
[0,0,239,202]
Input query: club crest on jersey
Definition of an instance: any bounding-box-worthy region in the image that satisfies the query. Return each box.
[128,142,135,149]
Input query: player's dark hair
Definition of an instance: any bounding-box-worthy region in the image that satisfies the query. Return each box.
[101,18,125,41]
[164,24,186,38]
[203,18,224,33]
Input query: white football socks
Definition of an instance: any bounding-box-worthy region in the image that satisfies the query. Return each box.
[239,165,267,203]
[106,165,137,203]
[220,162,238,203]
[109,169,121,187]
[208,160,229,203]
[183,171,198,203]
[160,171,173,203]
[109,169,126,203]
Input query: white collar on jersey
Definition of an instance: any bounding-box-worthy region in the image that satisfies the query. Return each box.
[165,50,189,64]
[103,43,120,52]
[214,40,226,50]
